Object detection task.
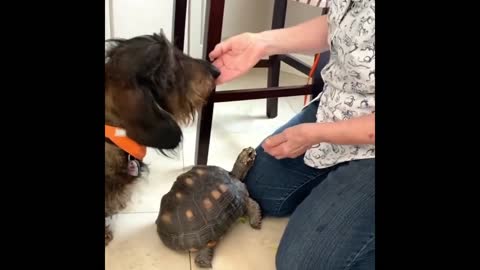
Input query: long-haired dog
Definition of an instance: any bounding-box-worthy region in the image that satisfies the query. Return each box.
[105,31,220,246]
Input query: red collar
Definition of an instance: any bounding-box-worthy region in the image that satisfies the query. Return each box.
[105,125,146,161]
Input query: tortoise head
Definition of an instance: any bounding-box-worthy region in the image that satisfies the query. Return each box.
[230,147,256,181]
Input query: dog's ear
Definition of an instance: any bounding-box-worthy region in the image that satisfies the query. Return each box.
[153,29,167,41]
[118,86,182,150]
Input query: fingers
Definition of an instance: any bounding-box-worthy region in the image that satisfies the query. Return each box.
[263,130,308,159]
[262,133,287,150]
[264,143,305,160]
[212,58,224,70]
[208,44,221,61]
[212,57,250,85]
[262,133,289,159]
[265,143,288,159]
[209,40,233,61]
[262,133,288,158]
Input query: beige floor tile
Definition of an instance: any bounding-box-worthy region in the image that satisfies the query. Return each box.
[181,131,267,171]
[189,217,289,270]
[105,213,190,270]
[121,147,186,213]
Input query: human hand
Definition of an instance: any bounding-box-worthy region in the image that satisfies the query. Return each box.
[262,123,316,159]
[209,32,268,84]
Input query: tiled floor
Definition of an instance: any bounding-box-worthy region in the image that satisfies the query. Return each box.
[105,69,308,270]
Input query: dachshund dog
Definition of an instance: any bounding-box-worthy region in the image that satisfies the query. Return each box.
[105,31,220,246]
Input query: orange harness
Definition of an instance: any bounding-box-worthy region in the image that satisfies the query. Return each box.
[304,53,321,105]
[105,124,146,161]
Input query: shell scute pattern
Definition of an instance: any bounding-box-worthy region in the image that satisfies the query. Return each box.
[156,166,248,250]
[155,147,261,268]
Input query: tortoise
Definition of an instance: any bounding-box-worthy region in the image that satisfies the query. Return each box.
[155,147,262,268]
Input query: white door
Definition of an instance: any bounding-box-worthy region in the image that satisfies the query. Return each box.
[187,0,207,59]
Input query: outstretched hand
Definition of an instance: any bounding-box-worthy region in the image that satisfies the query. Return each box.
[262,123,316,159]
[209,33,267,85]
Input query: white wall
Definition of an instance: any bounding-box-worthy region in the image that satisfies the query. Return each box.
[105,0,174,40]
[285,0,323,28]
[220,0,272,39]
[185,0,272,59]
[220,0,322,40]
[219,0,324,76]
[105,0,323,75]
[187,0,272,58]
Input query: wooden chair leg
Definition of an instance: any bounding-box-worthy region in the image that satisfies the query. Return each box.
[195,95,215,165]
[267,56,280,118]
[266,0,288,119]
[173,0,187,50]
[194,0,225,165]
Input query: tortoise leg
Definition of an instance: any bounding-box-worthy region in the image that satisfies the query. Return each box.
[247,197,262,229]
[194,246,215,268]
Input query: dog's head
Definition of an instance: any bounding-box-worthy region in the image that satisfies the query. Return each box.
[105,30,219,151]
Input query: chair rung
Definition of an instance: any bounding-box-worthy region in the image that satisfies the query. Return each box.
[280,55,311,75]
[213,85,312,102]
[254,59,270,68]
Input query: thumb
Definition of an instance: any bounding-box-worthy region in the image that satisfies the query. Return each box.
[209,40,233,61]
[262,133,287,150]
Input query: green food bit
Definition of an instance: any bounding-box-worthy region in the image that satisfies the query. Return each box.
[238,217,247,224]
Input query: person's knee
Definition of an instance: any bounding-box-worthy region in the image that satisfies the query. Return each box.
[244,146,327,217]
[243,147,291,217]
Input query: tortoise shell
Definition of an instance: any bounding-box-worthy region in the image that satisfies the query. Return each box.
[156,165,249,251]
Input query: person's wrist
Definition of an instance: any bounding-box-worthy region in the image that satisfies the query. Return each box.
[255,31,275,57]
[299,123,321,146]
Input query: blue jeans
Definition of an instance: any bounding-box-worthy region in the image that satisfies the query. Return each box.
[244,101,375,270]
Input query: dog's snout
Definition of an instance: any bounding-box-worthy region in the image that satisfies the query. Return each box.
[207,63,221,79]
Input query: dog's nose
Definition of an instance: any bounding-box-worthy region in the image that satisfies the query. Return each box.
[207,63,221,79]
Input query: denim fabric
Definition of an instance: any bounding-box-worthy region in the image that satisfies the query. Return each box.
[244,100,375,270]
